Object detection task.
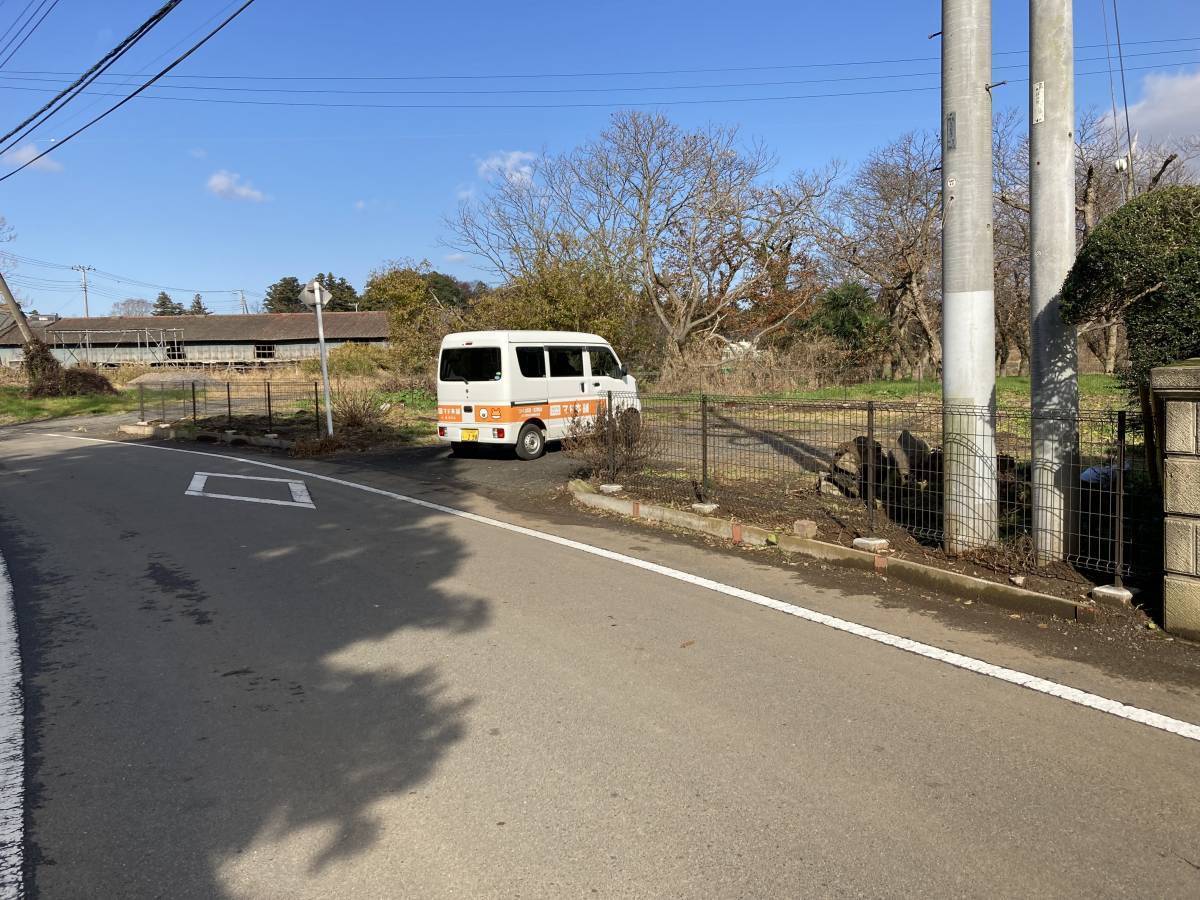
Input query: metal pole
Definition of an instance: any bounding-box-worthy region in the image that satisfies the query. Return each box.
[1114,410,1126,588]
[1029,0,1080,563]
[226,382,232,426]
[314,292,335,436]
[941,0,998,552]
[191,382,197,424]
[266,381,273,432]
[314,382,321,435]
[606,390,615,481]
[700,393,709,500]
[138,384,145,423]
[160,383,166,422]
[866,401,877,532]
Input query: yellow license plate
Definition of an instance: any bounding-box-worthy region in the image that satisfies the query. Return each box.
[461,428,479,441]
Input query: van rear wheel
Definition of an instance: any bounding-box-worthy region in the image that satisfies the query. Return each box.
[515,422,545,460]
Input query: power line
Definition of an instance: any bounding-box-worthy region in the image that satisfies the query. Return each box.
[0,0,258,183]
[5,34,1195,82]
[0,0,182,157]
[0,58,1190,111]
[0,0,58,70]
[1111,0,1137,196]
[0,0,38,51]
[0,46,1194,97]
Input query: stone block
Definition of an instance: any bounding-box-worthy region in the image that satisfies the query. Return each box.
[1164,574,1200,642]
[1150,359,1200,394]
[691,502,719,514]
[852,537,890,553]
[1163,458,1200,516]
[599,484,623,495]
[1164,400,1198,455]
[1164,516,1200,576]
[792,519,818,539]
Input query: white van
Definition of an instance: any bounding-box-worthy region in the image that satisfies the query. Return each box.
[436,330,639,460]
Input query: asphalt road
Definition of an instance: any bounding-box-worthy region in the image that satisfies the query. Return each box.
[2,424,1200,898]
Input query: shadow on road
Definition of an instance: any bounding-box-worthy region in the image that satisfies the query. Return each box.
[0,433,492,896]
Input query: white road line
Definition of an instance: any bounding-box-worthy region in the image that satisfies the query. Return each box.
[184,472,315,509]
[46,433,1200,744]
[0,550,23,897]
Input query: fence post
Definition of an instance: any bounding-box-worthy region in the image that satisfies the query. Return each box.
[191,382,197,424]
[700,393,709,501]
[160,384,166,422]
[606,390,615,481]
[266,381,273,432]
[226,382,232,427]
[314,381,321,435]
[138,383,145,422]
[866,400,877,532]
[1114,410,1126,589]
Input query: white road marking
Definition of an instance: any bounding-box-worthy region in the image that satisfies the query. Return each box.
[0,550,23,896]
[47,434,1200,744]
[184,471,315,509]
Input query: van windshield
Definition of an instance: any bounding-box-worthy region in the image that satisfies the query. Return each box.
[440,347,502,382]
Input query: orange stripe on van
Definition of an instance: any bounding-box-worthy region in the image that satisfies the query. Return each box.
[437,399,607,425]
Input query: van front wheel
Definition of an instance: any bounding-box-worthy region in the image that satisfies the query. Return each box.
[515,422,545,460]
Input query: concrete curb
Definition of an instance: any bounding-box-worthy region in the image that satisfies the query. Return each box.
[119,423,295,450]
[567,480,1092,622]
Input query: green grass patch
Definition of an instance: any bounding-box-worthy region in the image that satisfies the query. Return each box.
[770,374,1126,407]
[0,385,141,424]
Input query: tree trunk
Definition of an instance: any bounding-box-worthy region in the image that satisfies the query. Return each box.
[1103,323,1119,375]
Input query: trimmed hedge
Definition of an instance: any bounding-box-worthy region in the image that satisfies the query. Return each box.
[1060,186,1200,389]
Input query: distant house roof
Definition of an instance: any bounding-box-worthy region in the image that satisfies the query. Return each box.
[0,312,390,346]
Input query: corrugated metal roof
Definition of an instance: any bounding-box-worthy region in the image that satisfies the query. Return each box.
[0,312,389,345]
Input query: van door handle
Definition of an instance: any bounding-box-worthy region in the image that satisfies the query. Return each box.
[592,381,601,388]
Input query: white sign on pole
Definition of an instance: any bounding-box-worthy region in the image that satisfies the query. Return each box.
[305,279,335,436]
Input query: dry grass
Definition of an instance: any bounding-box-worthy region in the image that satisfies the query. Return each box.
[333,389,384,428]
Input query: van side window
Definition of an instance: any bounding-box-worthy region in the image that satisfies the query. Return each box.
[548,347,584,378]
[516,346,546,378]
[587,347,622,378]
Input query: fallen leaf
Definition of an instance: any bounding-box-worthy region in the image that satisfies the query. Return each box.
[1009,614,1022,619]
[680,640,695,649]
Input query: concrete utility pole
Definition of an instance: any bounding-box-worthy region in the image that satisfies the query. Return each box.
[72,265,94,318]
[238,289,248,315]
[0,271,33,342]
[1029,0,1079,562]
[941,0,999,552]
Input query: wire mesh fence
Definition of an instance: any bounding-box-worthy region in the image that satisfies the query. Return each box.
[594,391,1155,583]
[131,377,436,437]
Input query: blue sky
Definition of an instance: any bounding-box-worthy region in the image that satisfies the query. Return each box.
[0,0,1197,315]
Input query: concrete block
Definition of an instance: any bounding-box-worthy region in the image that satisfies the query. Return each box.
[599,484,623,495]
[1164,400,1198,455]
[1163,458,1200,516]
[740,524,773,547]
[1091,584,1133,607]
[852,537,890,553]
[1164,574,1200,641]
[691,503,719,514]
[792,519,818,539]
[574,491,635,517]
[1150,359,1200,394]
[1164,516,1200,575]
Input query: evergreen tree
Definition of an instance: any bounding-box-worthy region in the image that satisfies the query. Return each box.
[152,291,185,316]
[263,276,304,313]
[313,272,360,311]
[189,293,211,315]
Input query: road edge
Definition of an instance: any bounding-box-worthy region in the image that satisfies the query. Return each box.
[0,550,23,897]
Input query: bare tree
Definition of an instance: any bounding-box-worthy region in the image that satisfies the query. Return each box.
[819,131,943,375]
[448,111,833,354]
[993,108,1031,374]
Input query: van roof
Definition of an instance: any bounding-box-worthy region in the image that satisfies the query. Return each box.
[440,330,611,347]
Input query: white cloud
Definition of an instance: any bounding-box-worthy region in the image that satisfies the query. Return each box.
[1122,69,1200,144]
[206,170,265,202]
[354,199,367,211]
[476,150,535,184]
[189,147,207,159]
[455,183,476,201]
[444,252,467,263]
[3,143,62,173]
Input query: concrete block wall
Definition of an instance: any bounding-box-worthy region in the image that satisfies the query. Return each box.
[1152,359,1200,641]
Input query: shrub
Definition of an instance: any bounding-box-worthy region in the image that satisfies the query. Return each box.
[1060,185,1200,390]
[563,406,658,480]
[21,338,63,395]
[60,367,117,396]
[300,342,394,378]
[333,388,383,428]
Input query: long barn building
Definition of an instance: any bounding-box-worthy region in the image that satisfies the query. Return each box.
[0,312,389,367]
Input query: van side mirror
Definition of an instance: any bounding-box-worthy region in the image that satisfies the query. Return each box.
[619,365,628,378]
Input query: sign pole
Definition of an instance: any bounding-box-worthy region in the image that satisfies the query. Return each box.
[313,284,335,436]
